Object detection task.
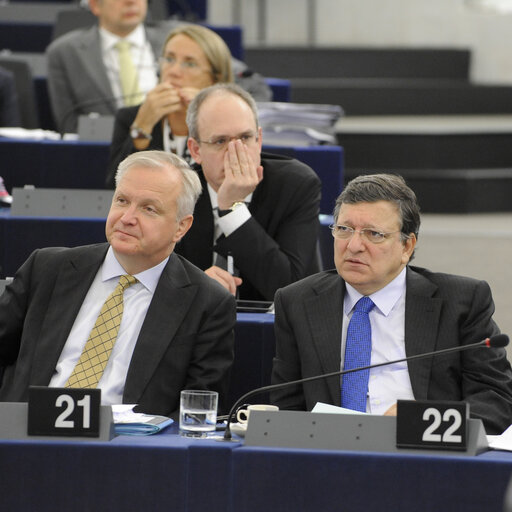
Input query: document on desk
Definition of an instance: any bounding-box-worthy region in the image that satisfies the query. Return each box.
[112,404,173,436]
[312,403,366,415]
[487,423,512,451]
[0,128,76,140]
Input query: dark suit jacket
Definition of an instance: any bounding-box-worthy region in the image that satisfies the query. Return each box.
[174,154,321,301]
[0,244,236,417]
[271,266,512,434]
[46,25,163,133]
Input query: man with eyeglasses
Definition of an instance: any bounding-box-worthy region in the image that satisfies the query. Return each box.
[270,173,512,434]
[176,83,322,302]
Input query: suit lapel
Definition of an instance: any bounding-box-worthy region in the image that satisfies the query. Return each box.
[303,272,345,405]
[78,26,116,109]
[30,245,108,384]
[404,267,443,400]
[123,254,198,403]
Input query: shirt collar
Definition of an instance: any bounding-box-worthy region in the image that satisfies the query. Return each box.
[103,246,169,293]
[99,24,146,51]
[344,266,407,316]
[206,183,253,210]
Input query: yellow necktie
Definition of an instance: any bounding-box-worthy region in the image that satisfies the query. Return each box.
[65,274,138,389]
[116,40,143,106]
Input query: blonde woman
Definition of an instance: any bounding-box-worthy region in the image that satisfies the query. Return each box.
[106,24,233,187]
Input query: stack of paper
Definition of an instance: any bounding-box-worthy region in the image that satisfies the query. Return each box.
[257,102,343,147]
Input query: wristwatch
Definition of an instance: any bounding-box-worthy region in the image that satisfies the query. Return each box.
[218,201,245,217]
[130,123,152,141]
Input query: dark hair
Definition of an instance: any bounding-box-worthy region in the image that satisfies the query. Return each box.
[334,173,420,253]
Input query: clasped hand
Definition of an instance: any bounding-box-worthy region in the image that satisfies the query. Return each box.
[134,83,201,130]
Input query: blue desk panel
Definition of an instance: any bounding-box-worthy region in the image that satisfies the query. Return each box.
[231,312,275,407]
[0,138,343,215]
[0,428,511,512]
[232,446,512,512]
[0,21,243,59]
[265,77,292,102]
[0,21,53,52]
[0,427,235,512]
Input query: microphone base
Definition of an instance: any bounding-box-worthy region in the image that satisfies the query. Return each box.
[215,436,241,443]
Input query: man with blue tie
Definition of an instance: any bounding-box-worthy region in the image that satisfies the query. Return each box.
[270,173,512,434]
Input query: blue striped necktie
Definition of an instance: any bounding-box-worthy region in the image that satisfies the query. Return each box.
[341,296,375,412]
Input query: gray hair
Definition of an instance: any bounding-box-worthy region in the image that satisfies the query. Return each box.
[186,82,259,141]
[115,150,202,219]
[334,173,420,254]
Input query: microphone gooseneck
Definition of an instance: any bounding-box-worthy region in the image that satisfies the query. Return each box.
[221,334,509,441]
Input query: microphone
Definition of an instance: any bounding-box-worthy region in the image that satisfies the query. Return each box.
[222,334,509,441]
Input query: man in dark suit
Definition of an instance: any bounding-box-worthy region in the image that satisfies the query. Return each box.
[0,150,235,418]
[177,83,321,301]
[271,173,512,434]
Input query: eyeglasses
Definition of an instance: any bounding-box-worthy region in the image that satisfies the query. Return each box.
[198,132,258,152]
[330,224,409,244]
[158,55,211,73]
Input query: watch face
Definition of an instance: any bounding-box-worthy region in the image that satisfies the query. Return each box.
[130,128,139,139]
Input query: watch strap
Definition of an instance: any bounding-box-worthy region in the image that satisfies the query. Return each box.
[130,123,152,141]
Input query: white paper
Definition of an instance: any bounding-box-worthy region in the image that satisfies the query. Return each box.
[312,402,366,415]
[112,404,155,424]
[487,423,512,451]
[0,128,78,141]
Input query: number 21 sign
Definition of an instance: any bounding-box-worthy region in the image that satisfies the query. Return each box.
[28,386,101,437]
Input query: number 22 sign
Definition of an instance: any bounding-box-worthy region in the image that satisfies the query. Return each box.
[396,400,469,451]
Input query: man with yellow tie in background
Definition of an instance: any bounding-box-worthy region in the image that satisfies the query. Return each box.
[271,173,512,434]
[0,151,235,418]
[47,0,272,134]
[47,0,159,133]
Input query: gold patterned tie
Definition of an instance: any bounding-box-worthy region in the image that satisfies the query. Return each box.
[65,274,138,389]
[116,40,143,106]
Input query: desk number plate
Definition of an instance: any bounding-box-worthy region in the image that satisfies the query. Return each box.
[28,386,101,437]
[396,400,469,451]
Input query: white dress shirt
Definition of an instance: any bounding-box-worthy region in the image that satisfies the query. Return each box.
[207,183,252,265]
[49,247,168,405]
[341,267,415,414]
[99,25,157,108]
[162,119,191,162]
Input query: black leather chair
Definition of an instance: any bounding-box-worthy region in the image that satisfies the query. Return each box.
[51,8,96,41]
[0,58,39,129]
